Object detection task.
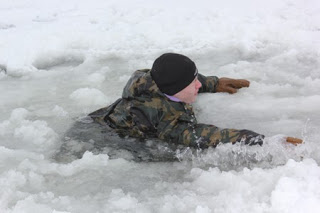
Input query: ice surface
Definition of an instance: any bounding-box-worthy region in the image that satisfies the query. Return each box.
[1,0,320,212]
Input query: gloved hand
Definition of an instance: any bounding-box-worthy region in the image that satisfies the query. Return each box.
[216,77,250,94]
[286,137,303,145]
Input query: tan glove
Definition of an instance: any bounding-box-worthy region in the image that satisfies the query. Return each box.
[216,77,250,94]
[286,137,303,145]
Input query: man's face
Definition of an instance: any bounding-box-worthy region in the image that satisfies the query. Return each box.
[174,77,202,104]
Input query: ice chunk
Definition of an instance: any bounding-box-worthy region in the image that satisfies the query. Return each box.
[14,120,57,147]
[52,105,68,117]
[87,72,106,85]
[69,88,108,106]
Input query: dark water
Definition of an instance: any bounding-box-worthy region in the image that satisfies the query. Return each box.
[54,116,184,163]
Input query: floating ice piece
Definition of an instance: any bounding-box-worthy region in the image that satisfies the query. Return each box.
[69,87,108,106]
[87,72,106,84]
[52,105,68,117]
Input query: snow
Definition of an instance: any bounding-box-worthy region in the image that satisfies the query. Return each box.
[1,0,320,212]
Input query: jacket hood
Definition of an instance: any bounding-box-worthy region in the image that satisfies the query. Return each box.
[122,69,164,99]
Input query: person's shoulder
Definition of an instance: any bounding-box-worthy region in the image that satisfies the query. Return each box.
[132,69,150,77]
[127,69,151,83]
[136,69,150,73]
[123,69,156,98]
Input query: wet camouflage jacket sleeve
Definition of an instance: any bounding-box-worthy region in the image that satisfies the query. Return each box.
[156,103,264,148]
[198,74,219,93]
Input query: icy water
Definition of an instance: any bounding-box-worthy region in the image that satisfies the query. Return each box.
[1,0,320,212]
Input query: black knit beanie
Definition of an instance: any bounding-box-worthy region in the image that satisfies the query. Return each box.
[150,53,198,95]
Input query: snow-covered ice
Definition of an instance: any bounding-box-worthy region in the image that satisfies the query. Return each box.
[1,0,320,212]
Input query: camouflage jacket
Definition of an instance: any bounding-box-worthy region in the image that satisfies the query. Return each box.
[89,69,264,148]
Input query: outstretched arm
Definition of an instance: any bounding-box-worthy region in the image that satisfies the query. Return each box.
[157,115,264,149]
[198,74,250,94]
[197,74,219,93]
[197,74,303,145]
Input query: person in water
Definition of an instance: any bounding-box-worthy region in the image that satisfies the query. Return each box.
[88,53,268,149]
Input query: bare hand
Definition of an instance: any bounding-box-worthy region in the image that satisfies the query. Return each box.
[216,77,250,94]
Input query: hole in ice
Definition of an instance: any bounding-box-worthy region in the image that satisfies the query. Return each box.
[53,117,308,170]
